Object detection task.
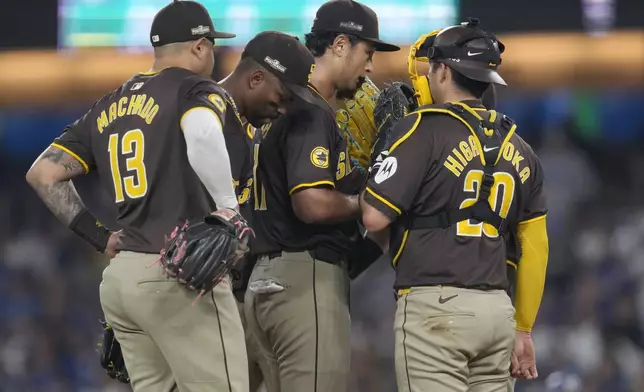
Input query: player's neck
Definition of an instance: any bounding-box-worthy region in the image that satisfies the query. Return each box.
[219,75,246,116]
[440,90,477,105]
[149,58,197,75]
[309,59,336,102]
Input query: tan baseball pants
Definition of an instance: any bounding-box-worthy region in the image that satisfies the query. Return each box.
[244,251,351,392]
[395,286,516,392]
[235,298,265,392]
[99,251,249,392]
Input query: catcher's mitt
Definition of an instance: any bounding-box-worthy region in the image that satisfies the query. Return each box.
[336,77,381,173]
[98,319,130,384]
[370,82,417,174]
[159,208,253,303]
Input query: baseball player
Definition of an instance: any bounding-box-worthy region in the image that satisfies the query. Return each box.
[218,32,318,392]
[218,30,317,214]
[361,19,549,391]
[243,1,399,391]
[25,1,315,391]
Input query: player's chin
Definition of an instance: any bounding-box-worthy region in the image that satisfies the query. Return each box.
[336,86,358,100]
[336,77,364,100]
[248,116,277,128]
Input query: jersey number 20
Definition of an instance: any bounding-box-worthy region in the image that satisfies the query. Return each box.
[108,129,148,203]
[457,170,515,238]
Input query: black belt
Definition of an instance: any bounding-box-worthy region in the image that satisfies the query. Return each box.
[261,246,347,266]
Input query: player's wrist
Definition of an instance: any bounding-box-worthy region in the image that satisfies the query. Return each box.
[215,205,239,212]
[348,194,361,218]
[516,329,532,337]
[68,209,111,252]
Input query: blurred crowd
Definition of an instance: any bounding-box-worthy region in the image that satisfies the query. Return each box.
[1,88,644,391]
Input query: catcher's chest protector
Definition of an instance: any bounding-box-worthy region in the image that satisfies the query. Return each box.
[388,102,517,266]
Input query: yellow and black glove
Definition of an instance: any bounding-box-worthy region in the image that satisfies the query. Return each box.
[369,82,417,175]
[336,77,381,174]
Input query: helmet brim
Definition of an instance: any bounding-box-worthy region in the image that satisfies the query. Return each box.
[444,59,507,86]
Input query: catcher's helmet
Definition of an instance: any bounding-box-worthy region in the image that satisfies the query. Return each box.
[424,18,506,86]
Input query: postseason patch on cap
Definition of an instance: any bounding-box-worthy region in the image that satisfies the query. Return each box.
[263,56,287,73]
[339,21,363,32]
[191,25,211,36]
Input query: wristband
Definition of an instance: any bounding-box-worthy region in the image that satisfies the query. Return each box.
[69,209,111,252]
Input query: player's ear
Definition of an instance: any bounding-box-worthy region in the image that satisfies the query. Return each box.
[248,68,265,90]
[331,34,351,58]
[192,38,210,59]
[441,64,451,84]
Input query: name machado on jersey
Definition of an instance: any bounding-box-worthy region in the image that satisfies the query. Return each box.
[51,67,233,253]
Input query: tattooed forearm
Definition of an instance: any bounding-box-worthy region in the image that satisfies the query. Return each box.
[32,180,85,226]
[27,147,87,226]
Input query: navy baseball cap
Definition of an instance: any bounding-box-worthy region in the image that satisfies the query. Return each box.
[311,0,400,52]
[150,0,235,47]
[242,31,317,105]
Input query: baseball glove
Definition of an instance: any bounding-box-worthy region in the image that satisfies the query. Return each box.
[98,319,130,384]
[336,77,381,173]
[370,82,417,173]
[159,208,253,303]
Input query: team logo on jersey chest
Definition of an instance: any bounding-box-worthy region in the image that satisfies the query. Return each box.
[310,146,329,169]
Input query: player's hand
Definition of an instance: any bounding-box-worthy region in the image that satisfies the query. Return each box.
[511,330,538,380]
[105,231,122,259]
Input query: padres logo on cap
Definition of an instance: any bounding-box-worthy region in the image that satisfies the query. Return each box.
[310,146,329,168]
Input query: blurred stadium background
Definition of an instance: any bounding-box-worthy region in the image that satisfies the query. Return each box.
[0,0,643,391]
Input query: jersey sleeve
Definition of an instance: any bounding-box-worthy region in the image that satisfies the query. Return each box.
[223,122,249,191]
[286,110,336,195]
[226,133,247,186]
[178,78,227,130]
[363,113,429,220]
[519,152,548,224]
[51,108,96,173]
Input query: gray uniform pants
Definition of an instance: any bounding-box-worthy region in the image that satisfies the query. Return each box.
[99,251,249,392]
[244,251,351,392]
[394,286,516,392]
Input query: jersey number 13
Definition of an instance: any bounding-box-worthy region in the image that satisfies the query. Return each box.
[108,129,148,203]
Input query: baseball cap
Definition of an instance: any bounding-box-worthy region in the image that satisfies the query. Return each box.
[150,0,235,47]
[242,31,317,104]
[311,0,400,52]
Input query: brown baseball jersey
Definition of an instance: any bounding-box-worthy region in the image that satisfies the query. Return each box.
[223,105,253,210]
[51,67,233,253]
[364,100,547,290]
[250,86,360,256]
